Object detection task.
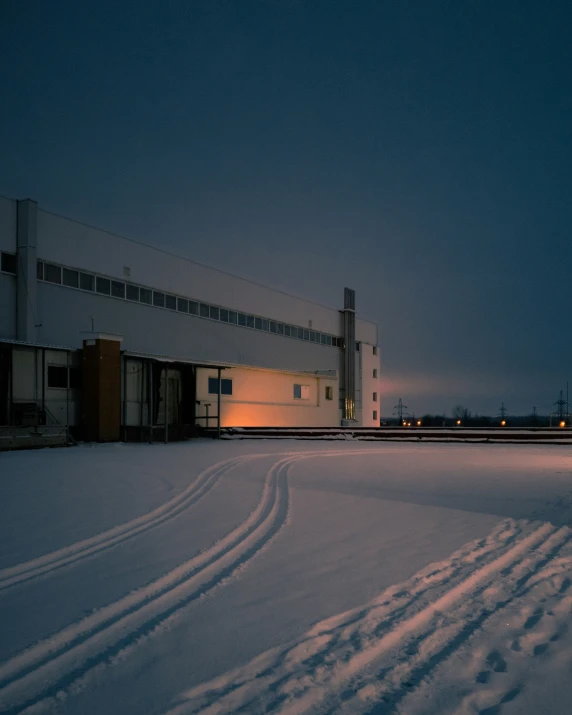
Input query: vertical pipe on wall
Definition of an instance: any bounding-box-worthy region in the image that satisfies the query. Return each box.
[217,367,221,439]
[149,360,153,444]
[164,366,169,444]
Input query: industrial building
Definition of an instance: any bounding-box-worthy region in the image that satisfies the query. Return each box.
[0,197,381,443]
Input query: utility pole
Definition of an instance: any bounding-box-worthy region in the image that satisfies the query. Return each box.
[393,398,407,425]
[554,390,566,422]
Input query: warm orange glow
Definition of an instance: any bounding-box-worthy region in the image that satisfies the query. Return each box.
[456,419,461,425]
[417,420,421,426]
[501,420,506,426]
[560,421,566,428]
[403,420,407,426]
[407,422,412,426]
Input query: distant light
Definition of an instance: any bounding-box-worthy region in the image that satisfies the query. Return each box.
[456,420,461,426]
[560,421,566,428]
[408,422,412,426]
[403,421,407,426]
[501,420,506,426]
[417,420,422,426]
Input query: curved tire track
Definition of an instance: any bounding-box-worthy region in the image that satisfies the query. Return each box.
[0,453,301,714]
[0,454,260,592]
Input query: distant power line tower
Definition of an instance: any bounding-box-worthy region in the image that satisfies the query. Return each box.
[498,402,507,420]
[393,398,407,424]
[554,390,567,421]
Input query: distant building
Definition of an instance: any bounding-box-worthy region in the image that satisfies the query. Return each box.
[0,198,381,441]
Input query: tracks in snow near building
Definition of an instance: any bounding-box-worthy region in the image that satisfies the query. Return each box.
[166,519,572,715]
[0,453,301,714]
[0,454,262,592]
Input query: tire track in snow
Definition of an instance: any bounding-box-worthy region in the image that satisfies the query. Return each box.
[165,521,567,715]
[0,453,304,714]
[0,454,261,592]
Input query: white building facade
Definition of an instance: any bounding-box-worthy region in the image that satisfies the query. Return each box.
[0,197,381,440]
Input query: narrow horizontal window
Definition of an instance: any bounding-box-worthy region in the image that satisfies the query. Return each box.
[47,365,67,388]
[209,305,220,320]
[140,288,152,304]
[96,277,111,295]
[228,311,238,324]
[165,294,177,310]
[1,252,17,274]
[199,303,210,318]
[126,284,140,301]
[238,313,247,326]
[177,297,188,313]
[111,280,125,298]
[37,261,44,280]
[153,291,165,307]
[189,301,198,315]
[62,268,79,288]
[45,263,62,284]
[255,317,263,330]
[208,377,233,395]
[220,309,229,322]
[80,272,95,291]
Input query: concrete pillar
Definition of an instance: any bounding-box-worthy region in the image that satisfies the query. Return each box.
[81,333,123,442]
[16,199,38,342]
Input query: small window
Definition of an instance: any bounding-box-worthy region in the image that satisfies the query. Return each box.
[255,317,263,330]
[373,346,378,356]
[126,284,140,301]
[209,305,220,320]
[320,334,327,345]
[325,385,333,400]
[246,315,255,328]
[297,328,304,339]
[262,319,269,331]
[356,342,360,351]
[140,288,152,304]
[326,335,332,346]
[200,303,210,318]
[310,331,318,342]
[276,323,284,335]
[1,252,17,274]
[189,301,199,315]
[373,369,378,378]
[220,309,229,322]
[111,280,125,298]
[62,268,79,288]
[373,410,378,422]
[37,261,44,280]
[294,384,310,400]
[238,313,247,326]
[303,330,310,341]
[153,291,165,307]
[208,377,233,395]
[284,325,291,337]
[96,277,111,295]
[177,297,189,313]
[269,321,277,333]
[80,272,95,291]
[45,263,62,284]
[373,392,377,402]
[165,294,177,310]
[228,311,238,324]
[47,365,68,388]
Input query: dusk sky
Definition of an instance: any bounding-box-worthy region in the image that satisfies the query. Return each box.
[2,0,571,417]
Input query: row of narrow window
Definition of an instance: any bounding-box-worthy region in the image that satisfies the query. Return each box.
[30,258,344,348]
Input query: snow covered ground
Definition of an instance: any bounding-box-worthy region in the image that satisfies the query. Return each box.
[1,441,572,714]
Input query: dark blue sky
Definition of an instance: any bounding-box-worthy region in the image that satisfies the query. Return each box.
[2,0,571,416]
